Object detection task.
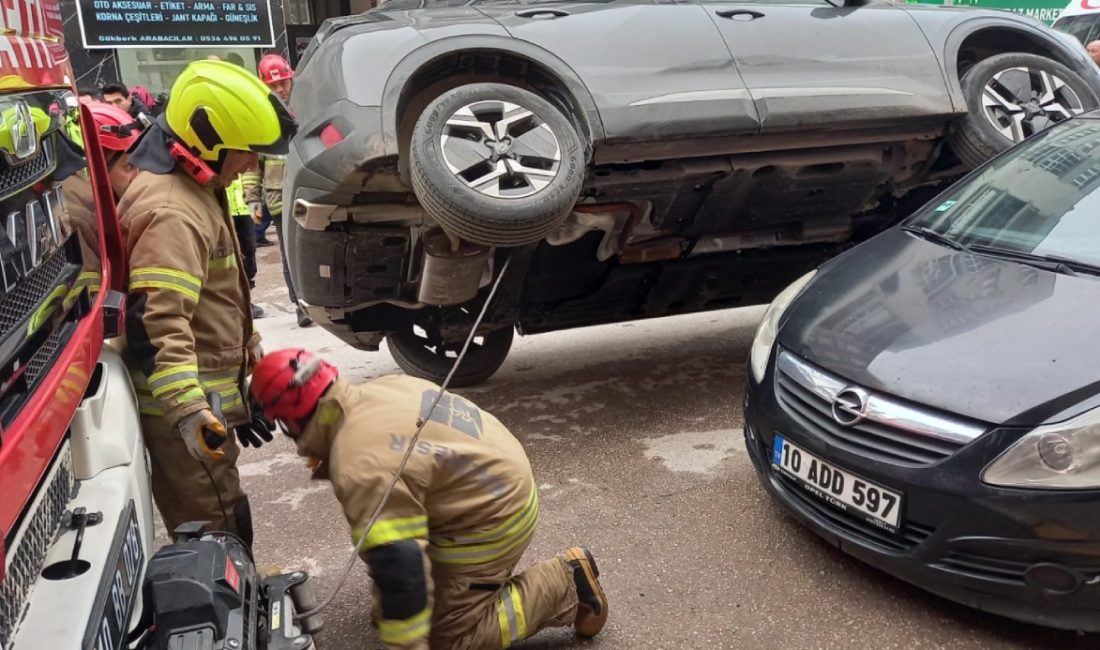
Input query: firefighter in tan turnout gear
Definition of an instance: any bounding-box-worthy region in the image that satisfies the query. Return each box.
[250,348,610,649]
[119,60,297,544]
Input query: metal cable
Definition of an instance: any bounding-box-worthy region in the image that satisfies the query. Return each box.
[295,254,512,621]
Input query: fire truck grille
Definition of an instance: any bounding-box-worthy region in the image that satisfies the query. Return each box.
[0,442,73,649]
[0,246,74,340]
[0,144,53,203]
[24,326,66,389]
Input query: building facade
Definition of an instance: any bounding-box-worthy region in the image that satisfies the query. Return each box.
[63,0,372,93]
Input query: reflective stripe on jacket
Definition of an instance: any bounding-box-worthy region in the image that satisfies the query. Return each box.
[118,168,258,427]
[291,376,538,649]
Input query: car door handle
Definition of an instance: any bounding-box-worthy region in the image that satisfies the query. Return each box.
[715,8,765,20]
[515,8,570,19]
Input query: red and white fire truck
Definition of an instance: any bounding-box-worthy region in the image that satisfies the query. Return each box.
[0,3,316,649]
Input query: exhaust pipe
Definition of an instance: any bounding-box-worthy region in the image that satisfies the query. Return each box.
[417,230,489,306]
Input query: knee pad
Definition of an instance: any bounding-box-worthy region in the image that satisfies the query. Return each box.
[367,540,427,620]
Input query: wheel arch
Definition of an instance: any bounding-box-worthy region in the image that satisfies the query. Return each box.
[380,36,604,184]
[943,21,1100,108]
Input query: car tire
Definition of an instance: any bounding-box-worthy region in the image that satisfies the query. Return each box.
[950,52,1098,169]
[410,83,585,247]
[387,323,514,387]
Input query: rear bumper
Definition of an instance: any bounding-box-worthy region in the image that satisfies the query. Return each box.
[285,101,389,204]
[744,377,1100,632]
[283,101,422,339]
[285,215,412,307]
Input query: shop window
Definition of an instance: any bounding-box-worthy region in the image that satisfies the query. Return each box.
[286,0,314,24]
[116,48,259,96]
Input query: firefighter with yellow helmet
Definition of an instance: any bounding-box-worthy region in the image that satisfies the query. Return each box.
[118,59,297,544]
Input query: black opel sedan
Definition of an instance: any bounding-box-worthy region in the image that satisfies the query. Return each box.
[744,115,1100,631]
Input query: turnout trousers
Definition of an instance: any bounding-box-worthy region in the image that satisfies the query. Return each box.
[383,534,580,650]
[140,414,252,545]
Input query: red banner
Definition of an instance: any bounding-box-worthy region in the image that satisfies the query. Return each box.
[0,0,72,91]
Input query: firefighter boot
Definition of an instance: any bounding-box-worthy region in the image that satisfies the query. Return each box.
[561,547,608,637]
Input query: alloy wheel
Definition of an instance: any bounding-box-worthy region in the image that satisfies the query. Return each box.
[439,100,562,199]
[981,67,1085,142]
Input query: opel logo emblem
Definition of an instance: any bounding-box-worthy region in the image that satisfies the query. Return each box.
[831,388,868,427]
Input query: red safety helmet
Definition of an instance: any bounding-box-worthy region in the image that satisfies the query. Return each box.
[251,348,339,423]
[258,54,294,86]
[87,101,143,152]
[129,85,155,109]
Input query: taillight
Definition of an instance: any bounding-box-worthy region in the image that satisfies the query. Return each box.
[319,123,345,149]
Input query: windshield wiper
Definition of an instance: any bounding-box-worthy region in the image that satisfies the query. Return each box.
[902,225,969,252]
[966,244,1085,277]
[901,226,1100,277]
[1042,254,1100,277]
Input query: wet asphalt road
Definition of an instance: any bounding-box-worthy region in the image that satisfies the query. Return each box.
[232,244,1098,650]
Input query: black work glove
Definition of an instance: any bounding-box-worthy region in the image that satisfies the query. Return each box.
[236,396,276,448]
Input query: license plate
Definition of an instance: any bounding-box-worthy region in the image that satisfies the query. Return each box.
[772,434,903,533]
[83,501,145,650]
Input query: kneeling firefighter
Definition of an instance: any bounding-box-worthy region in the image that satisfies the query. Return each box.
[118,60,297,544]
[250,349,610,649]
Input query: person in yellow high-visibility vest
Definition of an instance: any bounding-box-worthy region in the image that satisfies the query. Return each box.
[227,167,264,319]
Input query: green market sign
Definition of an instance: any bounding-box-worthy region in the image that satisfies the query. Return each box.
[906,0,1067,25]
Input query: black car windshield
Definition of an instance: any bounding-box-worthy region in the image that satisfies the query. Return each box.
[909,118,1100,269]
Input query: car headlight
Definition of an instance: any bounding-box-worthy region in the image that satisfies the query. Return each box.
[983,407,1100,489]
[749,270,816,384]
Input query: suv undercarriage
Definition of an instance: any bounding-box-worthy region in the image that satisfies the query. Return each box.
[284,0,1100,385]
[293,128,958,384]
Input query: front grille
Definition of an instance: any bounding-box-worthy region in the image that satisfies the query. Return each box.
[934,552,1029,585]
[775,472,935,553]
[0,246,77,341]
[0,442,73,648]
[23,325,67,389]
[0,144,54,202]
[775,352,980,466]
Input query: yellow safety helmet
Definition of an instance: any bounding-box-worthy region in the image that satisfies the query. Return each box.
[165,59,296,162]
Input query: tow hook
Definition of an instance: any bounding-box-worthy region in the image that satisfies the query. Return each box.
[41,507,103,580]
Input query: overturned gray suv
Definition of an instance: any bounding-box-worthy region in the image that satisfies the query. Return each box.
[283,0,1100,385]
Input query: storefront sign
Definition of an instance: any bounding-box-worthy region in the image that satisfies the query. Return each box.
[76,0,275,48]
